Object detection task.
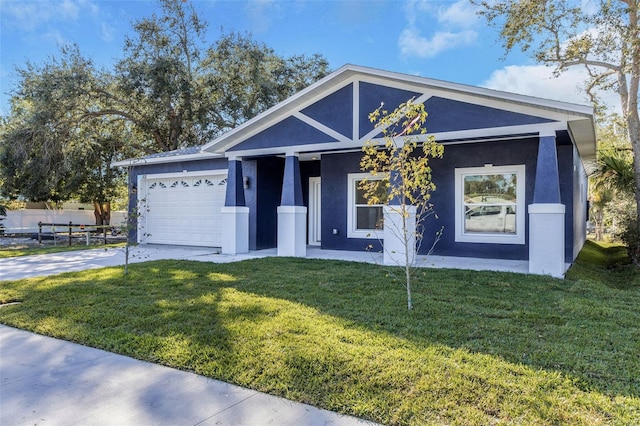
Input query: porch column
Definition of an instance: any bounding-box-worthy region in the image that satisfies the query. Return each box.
[277,154,307,257]
[383,170,417,266]
[528,133,566,278]
[221,158,249,255]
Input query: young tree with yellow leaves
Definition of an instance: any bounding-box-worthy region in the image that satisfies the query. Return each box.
[359,99,444,310]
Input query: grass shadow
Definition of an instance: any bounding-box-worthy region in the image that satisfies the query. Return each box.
[1,247,639,424]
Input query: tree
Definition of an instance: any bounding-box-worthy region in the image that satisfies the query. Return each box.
[2,0,329,158]
[113,2,329,150]
[359,100,444,310]
[113,0,211,152]
[590,115,636,249]
[201,32,330,132]
[0,52,133,226]
[0,0,329,222]
[474,0,640,263]
[65,118,134,226]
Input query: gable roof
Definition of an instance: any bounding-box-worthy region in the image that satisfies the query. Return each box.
[201,64,596,164]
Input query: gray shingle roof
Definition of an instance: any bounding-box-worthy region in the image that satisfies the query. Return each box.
[142,145,204,159]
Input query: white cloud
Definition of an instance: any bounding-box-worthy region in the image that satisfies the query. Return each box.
[481,64,621,112]
[399,28,477,58]
[244,0,282,34]
[437,0,479,28]
[0,0,96,31]
[42,30,69,46]
[101,22,115,42]
[59,0,80,20]
[403,0,430,28]
[399,0,480,59]
[580,0,600,16]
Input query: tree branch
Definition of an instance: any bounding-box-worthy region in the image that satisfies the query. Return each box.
[560,58,622,73]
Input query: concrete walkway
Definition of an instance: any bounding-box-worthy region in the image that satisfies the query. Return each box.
[0,325,373,426]
[0,244,529,281]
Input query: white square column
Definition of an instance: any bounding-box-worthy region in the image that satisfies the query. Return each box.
[277,205,307,257]
[528,203,566,278]
[221,206,249,255]
[383,205,416,266]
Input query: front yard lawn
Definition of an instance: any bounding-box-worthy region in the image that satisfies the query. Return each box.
[1,240,638,424]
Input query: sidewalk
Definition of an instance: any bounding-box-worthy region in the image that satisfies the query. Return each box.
[0,325,375,426]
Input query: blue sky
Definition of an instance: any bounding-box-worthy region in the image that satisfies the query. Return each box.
[0,0,608,117]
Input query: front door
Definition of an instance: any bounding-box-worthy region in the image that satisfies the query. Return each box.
[308,177,321,246]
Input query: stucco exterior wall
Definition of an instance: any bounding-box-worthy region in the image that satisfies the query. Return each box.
[572,145,588,261]
[319,136,576,261]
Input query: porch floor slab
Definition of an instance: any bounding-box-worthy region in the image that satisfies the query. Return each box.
[210,246,530,275]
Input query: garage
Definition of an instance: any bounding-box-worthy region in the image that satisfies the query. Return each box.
[140,172,227,247]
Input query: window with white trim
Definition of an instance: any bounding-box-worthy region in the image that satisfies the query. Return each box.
[347,173,387,239]
[454,165,525,244]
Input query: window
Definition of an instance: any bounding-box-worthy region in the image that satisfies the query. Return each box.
[347,173,387,238]
[454,165,525,244]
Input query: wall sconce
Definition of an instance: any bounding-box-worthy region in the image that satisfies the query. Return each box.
[243,176,250,189]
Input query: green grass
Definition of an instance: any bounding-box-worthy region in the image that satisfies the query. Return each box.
[566,240,635,287]
[0,242,124,258]
[1,241,639,425]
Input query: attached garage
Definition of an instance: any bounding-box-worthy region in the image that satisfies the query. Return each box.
[139,171,227,247]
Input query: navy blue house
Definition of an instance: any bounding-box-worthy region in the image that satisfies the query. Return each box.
[116,65,596,277]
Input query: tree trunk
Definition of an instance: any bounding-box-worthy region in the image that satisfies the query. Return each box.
[93,202,111,227]
[593,206,604,241]
[618,16,640,264]
[402,205,413,311]
[628,115,640,264]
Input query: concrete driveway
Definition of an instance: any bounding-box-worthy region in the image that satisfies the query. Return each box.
[0,245,267,281]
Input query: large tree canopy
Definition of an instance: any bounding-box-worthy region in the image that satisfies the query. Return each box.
[203,32,329,132]
[474,0,640,262]
[113,0,210,152]
[101,0,329,152]
[0,53,135,225]
[0,0,330,222]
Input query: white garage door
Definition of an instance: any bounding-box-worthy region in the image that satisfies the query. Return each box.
[141,174,227,247]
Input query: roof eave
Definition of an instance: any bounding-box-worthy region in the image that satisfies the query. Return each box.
[112,151,223,168]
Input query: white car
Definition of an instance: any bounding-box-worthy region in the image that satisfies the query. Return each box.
[465,205,516,234]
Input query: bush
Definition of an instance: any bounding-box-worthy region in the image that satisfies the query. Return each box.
[613,209,640,265]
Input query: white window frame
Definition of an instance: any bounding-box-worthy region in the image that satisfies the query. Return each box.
[454,165,526,245]
[347,172,385,239]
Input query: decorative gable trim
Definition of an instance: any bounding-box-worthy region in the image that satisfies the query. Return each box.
[300,83,353,139]
[198,64,595,163]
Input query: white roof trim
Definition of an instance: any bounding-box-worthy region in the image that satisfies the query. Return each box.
[202,64,594,155]
[112,151,223,168]
[114,64,595,167]
[223,122,569,158]
[349,64,593,115]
